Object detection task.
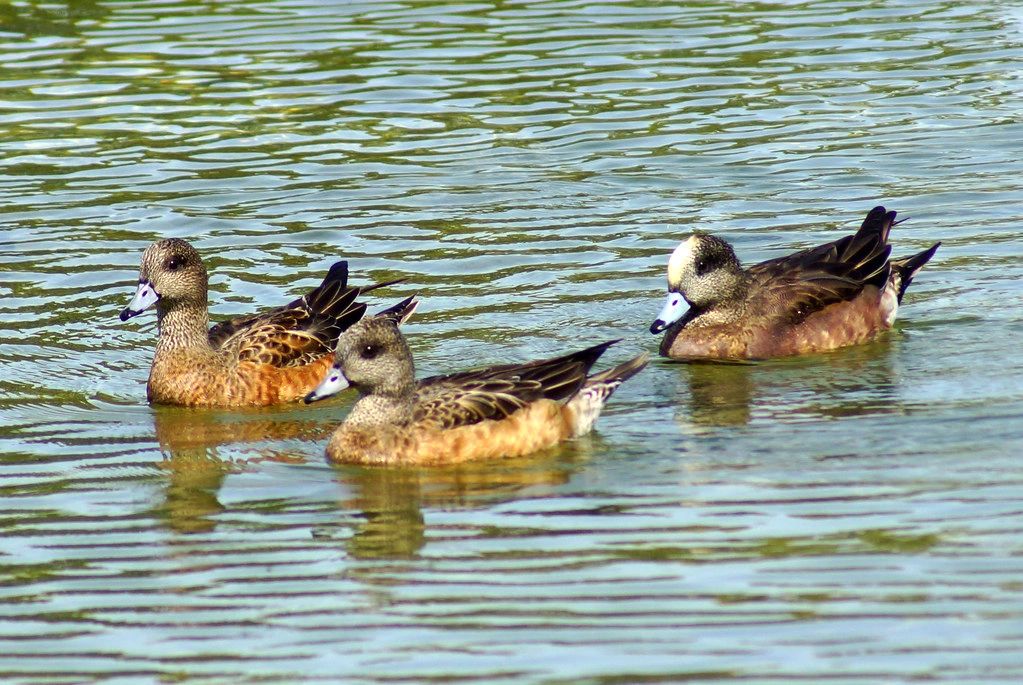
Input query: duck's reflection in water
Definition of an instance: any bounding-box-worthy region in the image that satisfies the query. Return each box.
[151,405,331,534]
[671,340,903,431]
[682,360,756,428]
[333,443,591,560]
[148,403,590,551]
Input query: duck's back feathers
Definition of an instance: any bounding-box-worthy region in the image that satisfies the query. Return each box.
[413,377,541,430]
[413,341,617,430]
[207,261,373,368]
[749,206,898,324]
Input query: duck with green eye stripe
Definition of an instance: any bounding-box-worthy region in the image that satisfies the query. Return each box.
[650,206,940,360]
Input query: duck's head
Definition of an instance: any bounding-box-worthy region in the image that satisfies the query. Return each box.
[305,317,415,403]
[120,238,207,321]
[650,233,744,333]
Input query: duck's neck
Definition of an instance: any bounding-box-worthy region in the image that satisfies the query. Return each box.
[155,302,212,355]
[690,274,751,327]
[699,299,748,326]
[346,387,417,429]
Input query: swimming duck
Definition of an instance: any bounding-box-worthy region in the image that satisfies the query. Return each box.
[120,238,413,407]
[650,206,940,360]
[304,317,648,465]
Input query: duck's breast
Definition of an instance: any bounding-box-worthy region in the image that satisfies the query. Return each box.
[327,400,573,466]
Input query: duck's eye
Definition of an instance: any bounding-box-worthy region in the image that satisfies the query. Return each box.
[695,258,710,276]
[360,344,380,360]
[166,256,185,272]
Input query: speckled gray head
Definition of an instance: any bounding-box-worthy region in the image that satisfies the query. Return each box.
[305,318,415,403]
[120,238,207,321]
[650,234,743,333]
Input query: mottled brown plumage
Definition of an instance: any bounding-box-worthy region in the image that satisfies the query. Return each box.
[305,318,648,465]
[120,238,410,407]
[650,206,940,360]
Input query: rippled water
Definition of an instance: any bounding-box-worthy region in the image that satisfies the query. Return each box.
[2,0,1023,682]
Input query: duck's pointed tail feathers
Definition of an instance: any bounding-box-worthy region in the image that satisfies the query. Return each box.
[305,268,409,344]
[583,353,650,388]
[374,295,420,326]
[359,276,406,295]
[890,242,940,303]
[567,353,649,437]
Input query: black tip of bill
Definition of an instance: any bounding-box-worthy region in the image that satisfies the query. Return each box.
[650,319,667,334]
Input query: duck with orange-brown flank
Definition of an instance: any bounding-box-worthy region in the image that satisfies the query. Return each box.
[650,206,940,360]
[304,317,648,466]
[120,238,415,407]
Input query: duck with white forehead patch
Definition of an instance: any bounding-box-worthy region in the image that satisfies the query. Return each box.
[650,206,941,360]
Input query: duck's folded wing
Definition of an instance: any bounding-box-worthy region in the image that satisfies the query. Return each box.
[208,261,369,366]
[748,207,896,323]
[211,292,366,368]
[218,322,331,367]
[208,311,271,349]
[412,341,616,430]
[413,377,545,430]
[754,267,890,325]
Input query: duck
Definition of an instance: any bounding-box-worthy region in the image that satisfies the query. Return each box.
[120,238,415,407]
[303,317,648,466]
[649,206,940,360]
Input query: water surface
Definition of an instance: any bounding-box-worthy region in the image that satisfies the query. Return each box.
[2,1,1022,682]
